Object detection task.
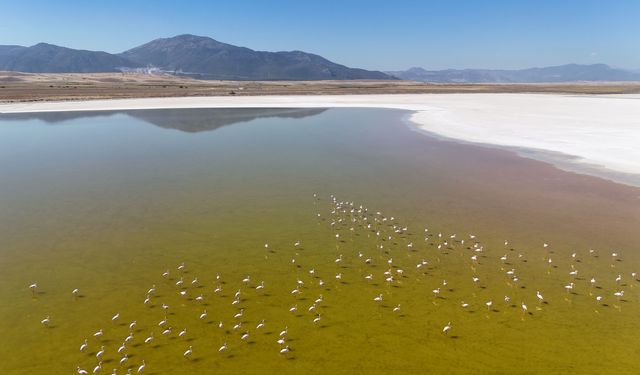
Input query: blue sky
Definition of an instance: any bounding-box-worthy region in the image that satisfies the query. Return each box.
[1,0,638,70]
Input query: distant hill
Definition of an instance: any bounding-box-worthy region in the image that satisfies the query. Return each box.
[119,34,392,80]
[387,64,640,83]
[0,43,139,73]
[0,34,393,80]
[3,35,637,82]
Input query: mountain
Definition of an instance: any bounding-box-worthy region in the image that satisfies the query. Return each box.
[0,43,139,73]
[0,45,27,57]
[0,34,393,80]
[119,34,392,80]
[387,64,640,83]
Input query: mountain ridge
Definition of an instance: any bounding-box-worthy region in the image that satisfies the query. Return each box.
[1,35,638,82]
[0,34,393,80]
[387,64,640,83]
[0,43,139,73]
[119,34,392,80]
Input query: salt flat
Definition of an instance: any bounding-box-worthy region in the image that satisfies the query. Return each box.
[2,93,639,186]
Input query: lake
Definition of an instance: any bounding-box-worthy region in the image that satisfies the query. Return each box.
[1,108,639,374]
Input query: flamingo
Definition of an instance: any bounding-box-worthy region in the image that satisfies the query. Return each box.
[234,309,244,319]
[183,346,192,358]
[279,326,288,337]
[564,283,574,293]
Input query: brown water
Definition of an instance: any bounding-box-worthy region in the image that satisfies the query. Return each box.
[0,108,639,374]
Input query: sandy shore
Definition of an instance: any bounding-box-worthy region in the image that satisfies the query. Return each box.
[1,93,639,186]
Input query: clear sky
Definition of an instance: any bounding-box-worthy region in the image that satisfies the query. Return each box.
[1,0,638,71]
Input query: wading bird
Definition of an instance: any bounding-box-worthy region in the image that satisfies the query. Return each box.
[183,346,192,358]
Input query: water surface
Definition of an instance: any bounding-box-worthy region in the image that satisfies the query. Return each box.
[1,108,639,374]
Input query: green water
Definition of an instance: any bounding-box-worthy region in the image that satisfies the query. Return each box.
[0,108,639,374]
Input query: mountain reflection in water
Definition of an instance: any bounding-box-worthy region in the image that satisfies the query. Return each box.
[0,107,328,133]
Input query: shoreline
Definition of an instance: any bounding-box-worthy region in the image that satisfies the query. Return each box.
[2,93,639,187]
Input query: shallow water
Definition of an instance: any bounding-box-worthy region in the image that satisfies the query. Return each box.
[0,108,639,374]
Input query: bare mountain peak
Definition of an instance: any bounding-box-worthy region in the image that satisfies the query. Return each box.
[137,34,231,50]
[0,34,393,80]
[119,34,392,80]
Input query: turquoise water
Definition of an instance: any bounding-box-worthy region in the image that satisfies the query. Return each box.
[0,108,639,374]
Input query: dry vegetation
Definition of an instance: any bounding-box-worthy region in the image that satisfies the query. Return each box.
[1,71,640,103]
